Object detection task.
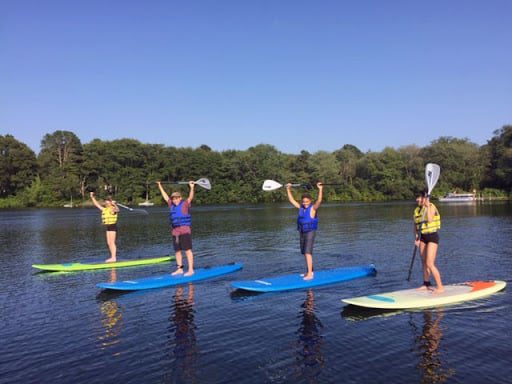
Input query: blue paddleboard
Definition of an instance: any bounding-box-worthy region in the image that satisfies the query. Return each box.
[231,264,376,292]
[97,263,243,291]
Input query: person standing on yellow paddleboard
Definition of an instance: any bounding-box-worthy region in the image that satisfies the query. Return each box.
[90,192,120,263]
[414,190,444,293]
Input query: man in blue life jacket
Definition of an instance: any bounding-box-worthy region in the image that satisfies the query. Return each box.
[286,182,324,280]
[157,181,195,276]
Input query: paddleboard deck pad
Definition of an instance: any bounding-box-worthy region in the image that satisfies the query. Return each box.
[32,256,174,272]
[231,264,376,293]
[342,280,506,309]
[97,263,243,290]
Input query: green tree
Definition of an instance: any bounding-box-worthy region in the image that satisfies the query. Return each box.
[481,125,512,191]
[334,144,363,186]
[83,138,146,202]
[421,137,482,193]
[38,130,83,201]
[288,150,315,183]
[0,134,37,197]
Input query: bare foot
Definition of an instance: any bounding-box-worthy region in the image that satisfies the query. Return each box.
[105,258,116,263]
[184,270,195,277]
[303,273,314,281]
[171,268,184,276]
[417,285,433,291]
[432,287,445,294]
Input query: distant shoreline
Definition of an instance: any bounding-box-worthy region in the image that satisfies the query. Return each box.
[1,195,509,210]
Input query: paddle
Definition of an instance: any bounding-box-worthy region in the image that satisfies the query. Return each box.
[262,180,342,191]
[262,180,305,191]
[159,178,212,190]
[407,163,441,281]
[116,203,149,215]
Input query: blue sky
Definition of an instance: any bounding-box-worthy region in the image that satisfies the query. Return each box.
[1,0,511,154]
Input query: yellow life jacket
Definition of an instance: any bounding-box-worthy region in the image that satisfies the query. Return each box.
[414,204,441,234]
[102,207,118,225]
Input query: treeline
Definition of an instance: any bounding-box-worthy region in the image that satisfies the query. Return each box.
[1,126,511,207]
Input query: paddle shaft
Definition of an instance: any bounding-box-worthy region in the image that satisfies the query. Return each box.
[158,178,211,190]
[116,203,133,211]
[117,203,148,214]
[406,245,418,281]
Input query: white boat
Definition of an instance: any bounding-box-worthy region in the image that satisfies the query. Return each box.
[438,192,476,202]
[138,185,154,206]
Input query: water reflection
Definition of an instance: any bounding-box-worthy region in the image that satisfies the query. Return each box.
[410,310,454,384]
[163,284,198,384]
[341,306,455,383]
[293,290,325,383]
[97,269,123,352]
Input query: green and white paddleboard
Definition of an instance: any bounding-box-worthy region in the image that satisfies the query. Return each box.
[32,256,174,272]
[342,280,506,309]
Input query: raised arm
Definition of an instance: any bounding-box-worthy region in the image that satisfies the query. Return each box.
[156,181,170,202]
[187,181,195,203]
[425,200,437,223]
[90,192,103,211]
[313,182,323,211]
[110,199,120,213]
[286,183,301,209]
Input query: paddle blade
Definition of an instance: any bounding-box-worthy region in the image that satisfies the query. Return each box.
[425,163,440,195]
[195,178,211,190]
[262,180,282,191]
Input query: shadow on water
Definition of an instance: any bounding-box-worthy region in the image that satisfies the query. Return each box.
[341,304,405,321]
[162,283,198,384]
[229,288,266,301]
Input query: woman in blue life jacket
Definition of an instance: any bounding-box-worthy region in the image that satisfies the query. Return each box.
[157,181,195,276]
[286,182,324,280]
[90,192,120,263]
[414,190,444,293]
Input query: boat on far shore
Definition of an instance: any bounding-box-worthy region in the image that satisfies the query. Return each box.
[438,192,476,203]
[139,185,154,206]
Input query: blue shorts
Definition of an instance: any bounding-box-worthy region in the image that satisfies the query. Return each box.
[299,231,316,255]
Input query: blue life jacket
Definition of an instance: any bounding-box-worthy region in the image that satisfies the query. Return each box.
[297,204,318,233]
[169,200,192,228]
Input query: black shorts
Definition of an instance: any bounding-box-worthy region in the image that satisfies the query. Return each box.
[299,231,316,255]
[105,224,117,232]
[173,233,193,251]
[420,232,439,244]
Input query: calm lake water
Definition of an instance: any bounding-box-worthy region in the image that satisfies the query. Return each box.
[1,201,511,384]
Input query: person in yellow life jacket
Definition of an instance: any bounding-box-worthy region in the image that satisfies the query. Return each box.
[414,190,444,293]
[90,192,120,263]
